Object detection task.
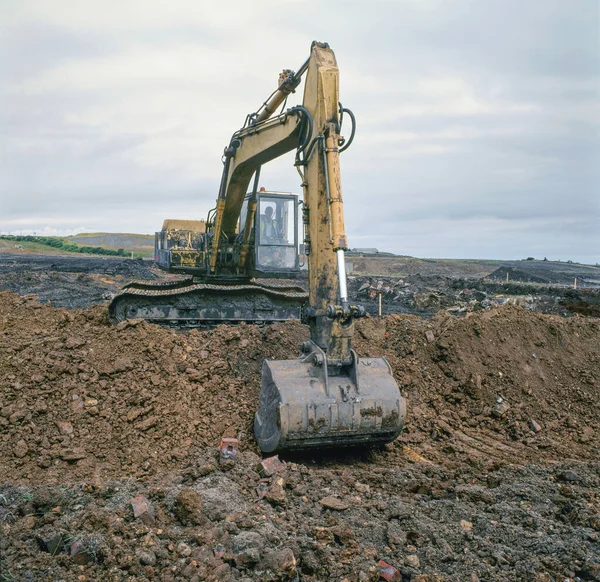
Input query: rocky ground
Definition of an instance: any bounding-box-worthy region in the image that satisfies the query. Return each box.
[2,252,599,319]
[0,254,599,581]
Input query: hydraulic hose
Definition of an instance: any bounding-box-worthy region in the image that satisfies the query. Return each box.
[338,104,356,153]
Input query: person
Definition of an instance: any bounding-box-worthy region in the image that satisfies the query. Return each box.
[260,206,281,243]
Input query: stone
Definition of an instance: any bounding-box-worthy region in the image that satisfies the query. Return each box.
[175,487,205,525]
[259,548,297,579]
[379,559,401,582]
[135,416,158,431]
[56,421,73,435]
[71,396,85,413]
[425,330,435,343]
[14,439,28,458]
[460,520,473,532]
[320,496,350,511]
[59,449,87,462]
[71,539,94,565]
[529,419,542,433]
[406,554,420,568]
[37,532,65,555]
[219,437,239,463]
[232,531,264,567]
[256,455,286,478]
[265,477,286,505]
[232,531,264,554]
[138,550,157,566]
[492,399,510,418]
[131,496,155,526]
[177,542,192,557]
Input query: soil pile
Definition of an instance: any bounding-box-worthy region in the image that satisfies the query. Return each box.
[1,292,599,481]
[1,291,600,581]
[0,291,306,483]
[357,307,600,466]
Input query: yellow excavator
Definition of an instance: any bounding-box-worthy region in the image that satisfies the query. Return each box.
[110,41,406,452]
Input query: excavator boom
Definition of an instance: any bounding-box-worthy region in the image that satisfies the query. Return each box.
[253,42,406,452]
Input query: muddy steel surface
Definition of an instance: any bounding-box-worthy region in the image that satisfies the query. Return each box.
[0,253,599,581]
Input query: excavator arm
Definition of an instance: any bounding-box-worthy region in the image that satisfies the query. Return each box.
[251,42,406,453]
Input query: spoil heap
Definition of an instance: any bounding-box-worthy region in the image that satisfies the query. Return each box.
[1,291,599,581]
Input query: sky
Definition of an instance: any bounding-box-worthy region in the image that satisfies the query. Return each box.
[1,0,599,263]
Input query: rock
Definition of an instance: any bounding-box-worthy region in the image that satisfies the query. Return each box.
[37,532,65,554]
[529,419,542,433]
[131,495,155,526]
[259,548,297,580]
[56,421,73,435]
[354,482,370,494]
[425,330,435,343]
[379,559,401,581]
[320,496,350,511]
[561,470,579,483]
[134,416,158,431]
[265,476,286,505]
[138,549,157,566]
[71,395,85,413]
[460,520,473,532]
[256,455,286,478]
[59,449,87,462]
[492,397,510,418]
[232,531,264,567]
[406,554,420,568]
[177,542,192,557]
[175,487,205,525]
[235,547,261,567]
[14,439,28,458]
[71,539,94,565]
[232,531,264,554]
[219,437,239,463]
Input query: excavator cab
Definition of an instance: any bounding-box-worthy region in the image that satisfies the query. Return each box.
[256,193,299,272]
[239,190,300,275]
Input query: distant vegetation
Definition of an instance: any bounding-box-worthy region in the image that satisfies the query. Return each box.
[0,235,128,257]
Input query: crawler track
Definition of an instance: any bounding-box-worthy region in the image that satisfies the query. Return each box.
[108,278,308,327]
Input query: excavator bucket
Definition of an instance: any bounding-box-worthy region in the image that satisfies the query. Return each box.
[254,347,406,453]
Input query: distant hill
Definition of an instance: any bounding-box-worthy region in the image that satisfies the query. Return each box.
[67,233,154,257]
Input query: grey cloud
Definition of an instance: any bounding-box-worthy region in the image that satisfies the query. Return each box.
[1,0,598,262]
[1,21,118,80]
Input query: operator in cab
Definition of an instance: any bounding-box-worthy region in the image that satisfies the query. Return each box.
[260,206,281,243]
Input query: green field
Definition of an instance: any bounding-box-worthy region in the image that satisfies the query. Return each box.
[0,233,154,259]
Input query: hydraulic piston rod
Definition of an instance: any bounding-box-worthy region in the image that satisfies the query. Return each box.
[337,249,348,308]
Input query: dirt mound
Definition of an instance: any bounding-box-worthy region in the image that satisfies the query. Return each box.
[361,306,600,467]
[1,291,598,484]
[0,291,306,484]
[2,292,600,580]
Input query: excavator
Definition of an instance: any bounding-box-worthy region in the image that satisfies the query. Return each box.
[109,41,406,453]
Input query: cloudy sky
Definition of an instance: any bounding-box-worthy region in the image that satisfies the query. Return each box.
[1,0,598,262]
